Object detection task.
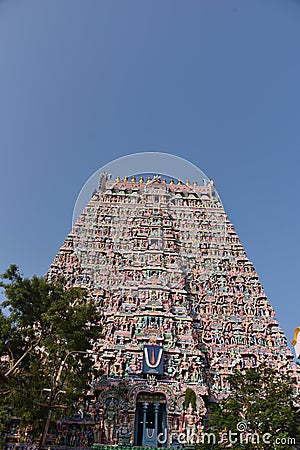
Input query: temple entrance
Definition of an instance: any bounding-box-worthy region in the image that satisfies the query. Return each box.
[134,392,167,447]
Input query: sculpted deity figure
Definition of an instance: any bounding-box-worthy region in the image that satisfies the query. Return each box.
[118,416,132,445]
[93,423,101,444]
[128,355,139,374]
[110,352,125,377]
[184,404,197,442]
[103,399,118,443]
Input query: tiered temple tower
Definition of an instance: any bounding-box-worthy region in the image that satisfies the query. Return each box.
[47,174,298,447]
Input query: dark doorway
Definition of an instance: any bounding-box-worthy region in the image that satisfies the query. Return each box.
[134,393,167,447]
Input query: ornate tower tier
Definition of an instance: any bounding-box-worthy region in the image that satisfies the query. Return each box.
[47,175,298,447]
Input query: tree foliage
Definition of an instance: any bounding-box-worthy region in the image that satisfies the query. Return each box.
[200,366,300,449]
[184,387,196,409]
[0,265,101,439]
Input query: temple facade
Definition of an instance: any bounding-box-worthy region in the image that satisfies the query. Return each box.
[47,174,298,447]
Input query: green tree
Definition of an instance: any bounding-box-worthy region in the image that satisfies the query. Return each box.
[200,366,300,449]
[0,265,101,447]
[184,387,196,409]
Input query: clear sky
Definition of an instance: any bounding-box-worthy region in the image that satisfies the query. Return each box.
[0,0,299,348]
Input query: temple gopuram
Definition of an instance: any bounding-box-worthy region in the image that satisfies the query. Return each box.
[47,173,299,448]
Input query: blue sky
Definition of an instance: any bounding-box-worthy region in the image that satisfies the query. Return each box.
[0,0,299,348]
